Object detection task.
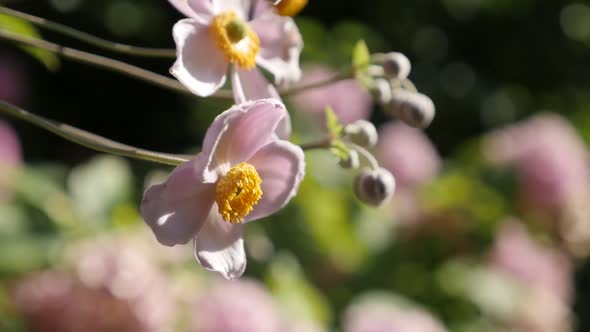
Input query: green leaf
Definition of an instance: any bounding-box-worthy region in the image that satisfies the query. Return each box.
[352,39,370,70]
[325,106,343,138]
[329,139,350,161]
[0,14,60,71]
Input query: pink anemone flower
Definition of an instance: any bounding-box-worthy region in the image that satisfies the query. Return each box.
[141,99,305,279]
[168,0,303,102]
[191,278,282,332]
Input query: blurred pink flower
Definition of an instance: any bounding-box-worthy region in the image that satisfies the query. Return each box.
[0,119,22,202]
[168,0,302,102]
[376,122,441,190]
[343,295,448,332]
[489,220,573,303]
[284,320,326,332]
[0,53,28,105]
[191,278,282,332]
[11,271,146,332]
[291,65,372,124]
[512,286,572,332]
[71,238,178,332]
[141,99,305,279]
[485,113,590,211]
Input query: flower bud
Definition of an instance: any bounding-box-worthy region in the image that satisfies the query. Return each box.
[367,65,385,77]
[371,78,392,105]
[345,120,379,148]
[339,149,360,169]
[374,52,411,79]
[354,167,396,206]
[385,90,435,129]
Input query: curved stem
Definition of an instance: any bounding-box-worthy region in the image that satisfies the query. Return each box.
[349,143,380,170]
[0,100,190,166]
[0,6,357,100]
[299,137,332,150]
[0,18,356,100]
[0,29,234,99]
[0,6,176,58]
[280,71,354,97]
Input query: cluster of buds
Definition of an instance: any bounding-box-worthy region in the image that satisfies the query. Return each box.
[334,51,437,207]
[369,52,435,129]
[333,119,396,207]
[328,51,438,207]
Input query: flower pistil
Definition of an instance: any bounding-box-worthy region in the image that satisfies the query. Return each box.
[210,11,260,70]
[215,162,263,223]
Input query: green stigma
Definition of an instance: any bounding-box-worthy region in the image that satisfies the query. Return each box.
[225,19,248,43]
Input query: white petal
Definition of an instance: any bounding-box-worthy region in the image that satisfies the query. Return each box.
[231,67,281,104]
[194,207,247,279]
[211,0,249,19]
[168,0,213,24]
[170,19,228,97]
[186,0,215,23]
[252,16,303,84]
[244,140,305,222]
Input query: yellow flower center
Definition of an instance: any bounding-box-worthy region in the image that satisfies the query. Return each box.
[210,11,260,70]
[275,0,308,16]
[215,162,263,223]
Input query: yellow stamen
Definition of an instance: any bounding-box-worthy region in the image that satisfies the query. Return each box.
[276,0,308,16]
[215,162,263,223]
[210,11,260,70]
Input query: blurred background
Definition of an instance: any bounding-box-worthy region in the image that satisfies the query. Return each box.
[1,0,590,331]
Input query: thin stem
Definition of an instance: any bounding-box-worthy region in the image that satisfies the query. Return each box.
[0,15,357,99]
[0,10,356,100]
[280,71,354,97]
[349,143,380,170]
[299,137,332,150]
[0,6,176,58]
[0,100,190,166]
[0,29,234,99]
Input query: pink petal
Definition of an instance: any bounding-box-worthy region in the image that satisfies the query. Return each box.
[0,120,21,202]
[140,157,216,247]
[168,0,195,17]
[243,140,305,222]
[203,100,290,176]
[170,19,228,97]
[250,0,274,18]
[163,153,212,198]
[168,0,212,23]
[0,120,21,168]
[185,0,214,23]
[231,67,281,104]
[194,208,246,279]
[211,0,249,19]
[275,111,292,140]
[251,15,302,84]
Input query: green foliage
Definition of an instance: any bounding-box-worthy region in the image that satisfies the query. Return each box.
[67,155,134,227]
[352,40,370,71]
[266,253,332,325]
[325,106,343,138]
[0,14,60,71]
[295,164,368,273]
